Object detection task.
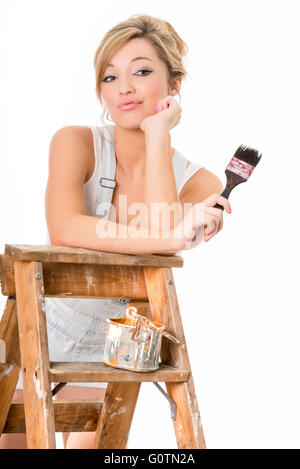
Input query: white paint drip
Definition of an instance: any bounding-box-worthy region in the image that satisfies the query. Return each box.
[87,275,95,289]
[177,422,183,432]
[33,372,46,399]
[36,294,46,313]
[192,409,201,441]
[0,363,15,379]
[109,406,127,419]
[187,391,201,441]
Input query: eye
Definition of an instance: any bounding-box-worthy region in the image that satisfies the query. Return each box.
[102,75,114,83]
[136,69,152,76]
[102,69,152,83]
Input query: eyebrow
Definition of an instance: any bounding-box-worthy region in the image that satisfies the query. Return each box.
[107,57,153,68]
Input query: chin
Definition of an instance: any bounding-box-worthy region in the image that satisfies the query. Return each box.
[115,119,143,131]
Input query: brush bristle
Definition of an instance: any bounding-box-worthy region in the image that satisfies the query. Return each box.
[234,145,262,167]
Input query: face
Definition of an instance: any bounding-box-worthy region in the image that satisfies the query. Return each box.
[100,37,179,129]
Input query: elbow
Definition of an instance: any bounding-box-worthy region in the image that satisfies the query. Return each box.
[48,215,82,247]
[48,229,66,246]
[49,236,64,246]
[47,217,75,246]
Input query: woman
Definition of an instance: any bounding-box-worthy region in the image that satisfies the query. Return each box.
[2,14,231,449]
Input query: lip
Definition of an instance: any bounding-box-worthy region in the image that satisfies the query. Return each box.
[119,101,143,110]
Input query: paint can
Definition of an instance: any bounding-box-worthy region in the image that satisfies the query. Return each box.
[103,306,180,372]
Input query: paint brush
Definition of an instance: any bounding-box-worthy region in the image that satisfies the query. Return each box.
[213,145,262,210]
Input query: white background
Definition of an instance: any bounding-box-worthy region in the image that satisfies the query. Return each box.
[1,0,299,449]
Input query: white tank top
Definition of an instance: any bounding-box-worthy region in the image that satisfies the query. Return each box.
[82,124,204,219]
[45,124,203,312]
[46,124,204,247]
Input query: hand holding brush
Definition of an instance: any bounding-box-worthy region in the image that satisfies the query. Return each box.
[213,145,262,210]
[172,145,262,248]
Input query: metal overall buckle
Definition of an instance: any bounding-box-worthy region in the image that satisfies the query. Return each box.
[100,177,116,189]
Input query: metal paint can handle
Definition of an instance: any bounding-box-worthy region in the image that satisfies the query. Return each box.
[125,306,180,345]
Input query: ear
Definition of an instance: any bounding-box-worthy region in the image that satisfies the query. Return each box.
[169,78,182,96]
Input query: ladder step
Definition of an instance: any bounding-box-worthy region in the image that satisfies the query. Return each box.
[3,400,102,434]
[49,362,189,383]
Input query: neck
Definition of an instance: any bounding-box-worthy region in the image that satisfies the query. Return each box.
[114,125,146,178]
[114,125,175,179]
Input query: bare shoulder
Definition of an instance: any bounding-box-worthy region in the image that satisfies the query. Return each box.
[187,167,223,191]
[50,125,93,146]
[49,126,94,183]
[180,166,224,203]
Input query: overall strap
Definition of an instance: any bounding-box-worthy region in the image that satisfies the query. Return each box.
[95,125,117,219]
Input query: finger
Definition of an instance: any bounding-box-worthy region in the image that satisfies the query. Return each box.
[204,232,216,242]
[204,220,218,239]
[182,215,205,241]
[205,219,218,236]
[186,224,204,247]
[203,206,224,219]
[215,195,231,213]
[184,231,203,250]
[156,96,171,111]
[203,193,232,213]
[205,217,224,241]
[191,206,214,225]
[156,102,169,112]
[157,95,178,111]
[204,218,218,236]
[167,96,180,110]
[202,209,223,232]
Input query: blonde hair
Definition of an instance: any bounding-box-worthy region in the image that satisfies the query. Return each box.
[93,14,188,140]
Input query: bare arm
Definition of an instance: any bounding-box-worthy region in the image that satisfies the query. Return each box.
[45,126,184,255]
[50,214,183,255]
[179,168,224,205]
[143,123,224,253]
[144,124,181,233]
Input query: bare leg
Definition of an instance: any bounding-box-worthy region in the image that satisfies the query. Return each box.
[0,390,27,449]
[54,385,107,449]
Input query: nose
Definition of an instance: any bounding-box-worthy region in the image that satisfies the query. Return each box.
[118,75,135,95]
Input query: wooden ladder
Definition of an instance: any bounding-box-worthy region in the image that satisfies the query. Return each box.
[0,244,206,449]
